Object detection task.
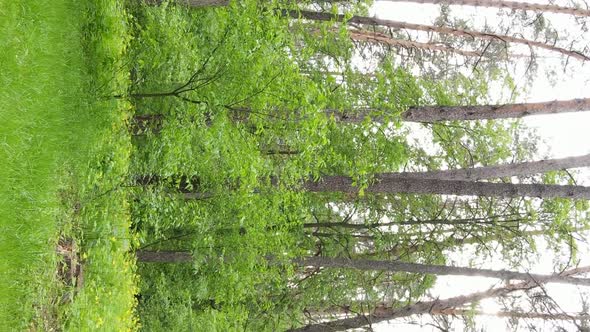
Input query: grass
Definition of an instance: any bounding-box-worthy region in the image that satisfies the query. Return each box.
[0,0,137,330]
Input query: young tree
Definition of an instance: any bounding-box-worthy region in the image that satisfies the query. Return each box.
[402,98,590,122]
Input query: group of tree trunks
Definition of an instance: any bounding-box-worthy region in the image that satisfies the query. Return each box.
[135,152,590,199]
[135,1,590,329]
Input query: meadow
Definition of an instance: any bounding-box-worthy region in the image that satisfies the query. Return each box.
[1,0,136,330]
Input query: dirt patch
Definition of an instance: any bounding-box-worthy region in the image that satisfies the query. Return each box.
[56,238,84,302]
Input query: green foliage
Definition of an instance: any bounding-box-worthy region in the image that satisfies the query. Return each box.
[0,0,138,329]
[4,0,582,330]
[123,1,581,329]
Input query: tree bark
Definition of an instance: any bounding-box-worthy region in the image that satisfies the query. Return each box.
[179,173,590,200]
[402,98,590,122]
[136,250,193,263]
[135,250,590,285]
[295,257,590,286]
[358,227,546,258]
[288,265,590,331]
[238,97,590,123]
[303,214,523,229]
[350,30,485,57]
[431,308,590,321]
[383,153,590,181]
[304,175,590,199]
[284,10,590,61]
[135,97,590,125]
[312,225,590,259]
[380,0,590,17]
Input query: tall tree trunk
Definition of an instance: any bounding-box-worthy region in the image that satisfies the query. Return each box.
[402,98,590,122]
[358,227,547,258]
[303,213,523,229]
[236,97,590,123]
[294,257,590,286]
[383,153,590,181]
[145,0,229,6]
[314,225,590,259]
[349,29,548,59]
[284,10,590,61]
[380,0,590,17]
[350,30,485,57]
[304,305,589,324]
[136,250,193,263]
[431,308,590,321]
[304,175,590,199]
[288,265,590,331]
[178,175,590,200]
[134,97,590,125]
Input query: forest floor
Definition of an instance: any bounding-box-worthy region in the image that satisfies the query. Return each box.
[0,0,138,330]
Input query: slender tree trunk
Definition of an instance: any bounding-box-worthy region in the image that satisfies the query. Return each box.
[136,250,193,263]
[431,308,590,321]
[402,98,590,122]
[304,175,590,199]
[144,0,229,6]
[295,257,590,286]
[284,10,590,61]
[304,305,589,324]
[179,174,590,200]
[303,214,523,229]
[317,225,589,259]
[135,97,590,125]
[350,30,484,57]
[384,153,590,181]
[135,251,590,286]
[172,152,590,200]
[350,29,543,59]
[288,266,590,331]
[380,0,590,17]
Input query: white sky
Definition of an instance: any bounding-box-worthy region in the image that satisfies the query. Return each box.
[362,1,590,330]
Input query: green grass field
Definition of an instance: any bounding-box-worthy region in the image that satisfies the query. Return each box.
[0,0,137,330]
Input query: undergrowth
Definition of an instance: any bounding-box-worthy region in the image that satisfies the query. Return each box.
[0,0,138,330]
